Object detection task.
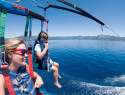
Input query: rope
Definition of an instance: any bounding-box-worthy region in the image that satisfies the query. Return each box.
[101,25,103,32]
[104,25,120,37]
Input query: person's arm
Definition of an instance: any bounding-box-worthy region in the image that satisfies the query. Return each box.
[35,43,48,59]
[26,65,44,88]
[33,72,44,88]
[0,74,5,95]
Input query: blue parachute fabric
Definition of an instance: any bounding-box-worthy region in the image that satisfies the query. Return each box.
[0,0,28,16]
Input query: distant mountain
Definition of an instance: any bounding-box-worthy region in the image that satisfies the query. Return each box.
[8,35,125,41]
[49,35,125,41]
[95,34,125,41]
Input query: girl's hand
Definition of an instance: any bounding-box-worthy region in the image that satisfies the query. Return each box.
[34,76,44,88]
[44,43,48,49]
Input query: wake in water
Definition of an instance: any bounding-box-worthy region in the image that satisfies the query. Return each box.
[63,80,125,95]
[61,73,125,95]
[104,74,125,86]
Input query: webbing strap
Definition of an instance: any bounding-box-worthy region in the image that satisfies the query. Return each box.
[41,20,44,32]
[24,15,44,95]
[28,47,35,78]
[0,11,6,66]
[0,11,16,95]
[3,74,16,95]
[44,20,48,32]
[24,16,30,38]
[2,65,16,95]
[28,48,44,95]
[0,11,6,49]
[26,17,44,95]
[24,16,34,77]
[29,16,32,39]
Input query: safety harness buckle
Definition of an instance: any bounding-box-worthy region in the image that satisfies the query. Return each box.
[1,63,9,75]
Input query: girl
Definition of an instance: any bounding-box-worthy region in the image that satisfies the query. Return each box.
[34,31,62,88]
[0,38,43,95]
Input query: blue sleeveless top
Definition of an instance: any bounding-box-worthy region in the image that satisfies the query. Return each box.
[6,66,36,95]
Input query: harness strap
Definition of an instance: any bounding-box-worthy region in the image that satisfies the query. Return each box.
[0,10,16,95]
[29,16,32,39]
[24,16,30,38]
[41,20,44,32]
[44,20,48,32]
[2,66,16,95]
[28,47,35,78]
[24,15,34,77]
[24,15,44,95]
[43,9,48,32]
[28,46,44,95]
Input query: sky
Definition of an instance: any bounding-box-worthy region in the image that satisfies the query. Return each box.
[4,0,125,38]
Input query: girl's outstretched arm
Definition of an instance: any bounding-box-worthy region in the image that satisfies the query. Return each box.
[0,74,5,95]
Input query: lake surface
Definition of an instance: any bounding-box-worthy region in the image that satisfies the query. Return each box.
[37,40,125,95]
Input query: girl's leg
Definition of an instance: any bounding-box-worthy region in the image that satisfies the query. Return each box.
[53,62,59,68]
[52,66,62,88]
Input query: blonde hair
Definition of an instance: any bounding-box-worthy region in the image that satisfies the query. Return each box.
[5,38,25,64]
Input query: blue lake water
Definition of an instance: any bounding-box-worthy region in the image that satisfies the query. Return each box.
[37,40,125,95]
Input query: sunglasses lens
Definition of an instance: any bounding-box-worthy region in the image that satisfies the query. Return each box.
[13,49,27,56]
[21,49,27,55]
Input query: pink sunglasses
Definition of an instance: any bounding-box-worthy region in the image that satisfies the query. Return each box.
[13,49,27,56]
